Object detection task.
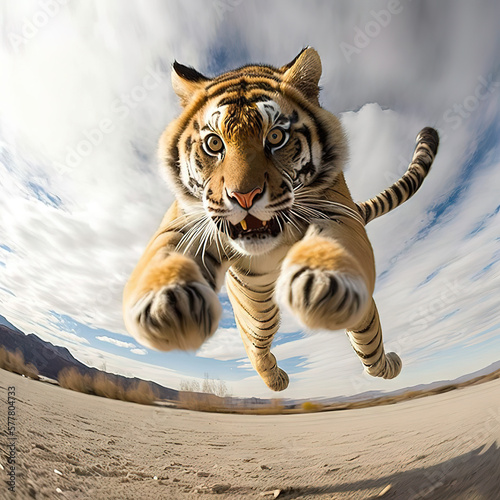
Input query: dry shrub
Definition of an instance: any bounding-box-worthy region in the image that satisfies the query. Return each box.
[58,367,93,394]
[93,373,124,400]
[0,346,39,380]
[0,346,9,369]
[23,362,39,380]
[123,380,156,405]
[178,391,223,412]
[57,368,157,405]
[252,398,285,415]
[301,401,322,413]
[178,390,201,411]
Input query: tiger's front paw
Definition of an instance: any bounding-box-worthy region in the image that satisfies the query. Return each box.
[124,254,222,351]
[277,264,370,330]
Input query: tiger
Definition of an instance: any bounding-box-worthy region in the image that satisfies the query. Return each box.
[123,47,439,392]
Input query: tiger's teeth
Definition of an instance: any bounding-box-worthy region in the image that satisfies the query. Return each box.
[262,220,267,226]
[240,220,247,230]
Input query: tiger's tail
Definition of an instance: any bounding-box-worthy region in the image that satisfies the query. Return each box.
[356,127,439,224]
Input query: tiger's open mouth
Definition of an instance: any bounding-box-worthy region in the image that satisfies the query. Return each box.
[228,214,281,240]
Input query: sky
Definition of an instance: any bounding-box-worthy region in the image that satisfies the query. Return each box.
[0,0,499,399]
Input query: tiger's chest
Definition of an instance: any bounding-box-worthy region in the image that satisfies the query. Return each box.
[228,232,300,283]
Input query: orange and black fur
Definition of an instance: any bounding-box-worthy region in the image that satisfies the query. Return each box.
[123,48,439,391]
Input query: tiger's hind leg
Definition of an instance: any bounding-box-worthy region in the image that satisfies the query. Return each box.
[346,299,402,379]
[226,268,289,392]
[277,173,401,379]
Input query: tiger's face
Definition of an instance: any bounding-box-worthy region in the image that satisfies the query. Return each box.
[159,48,347,256]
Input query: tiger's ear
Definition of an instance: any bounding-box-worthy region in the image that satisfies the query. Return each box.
[172,61,209,106]
[281,47,322,103]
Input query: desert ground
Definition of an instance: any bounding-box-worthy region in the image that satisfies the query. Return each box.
[1,368,499,500]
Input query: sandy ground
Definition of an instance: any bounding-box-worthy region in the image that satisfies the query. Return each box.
[1,368,499,500]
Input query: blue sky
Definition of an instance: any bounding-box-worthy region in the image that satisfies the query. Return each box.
[0,0,499,398]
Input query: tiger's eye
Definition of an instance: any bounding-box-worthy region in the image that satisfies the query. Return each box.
[205,134,224,154]
[266,127,288,150]
[267,128,284,145]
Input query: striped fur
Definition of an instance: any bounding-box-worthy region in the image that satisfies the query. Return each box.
[346,300,402,379]
[123,48,439,391]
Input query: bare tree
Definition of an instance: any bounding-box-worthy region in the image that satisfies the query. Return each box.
[202,373,229,398]
[179,379,200,392]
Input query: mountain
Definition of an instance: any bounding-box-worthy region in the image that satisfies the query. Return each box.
[316,361,500,407]
[1,314,498,407]
[0,315,23,334]
[26,332,82,365]
[452,360,500,383]
[0,317,179,401]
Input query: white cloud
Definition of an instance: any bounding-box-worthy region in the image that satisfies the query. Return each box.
[130,348,148,355]
[196,327,246,361]
[96,336,136,349]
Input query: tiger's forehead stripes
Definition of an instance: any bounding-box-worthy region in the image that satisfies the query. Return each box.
[222,103,264,141]
[207,78,279,100]
[203,73,321,128]
[202,99,284,142]
[204,66,283,91]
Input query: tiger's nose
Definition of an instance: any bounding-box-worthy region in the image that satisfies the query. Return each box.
[227,187,263,209]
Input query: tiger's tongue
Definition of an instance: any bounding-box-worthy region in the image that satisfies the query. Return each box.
[244,214,263,230]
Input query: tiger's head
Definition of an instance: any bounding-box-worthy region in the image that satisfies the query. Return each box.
[159,47,347,256]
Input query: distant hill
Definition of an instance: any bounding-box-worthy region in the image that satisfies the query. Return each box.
[0,317,179,401]
[1,314,498,409]
[314,360,500,406]
[0,315,23,333]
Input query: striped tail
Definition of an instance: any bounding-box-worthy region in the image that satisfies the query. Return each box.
[356,127,439,224]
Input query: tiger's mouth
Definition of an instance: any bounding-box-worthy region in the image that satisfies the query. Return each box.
[227,214,281,240]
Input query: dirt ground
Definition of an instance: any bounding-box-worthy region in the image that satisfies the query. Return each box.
[1,368,499,499]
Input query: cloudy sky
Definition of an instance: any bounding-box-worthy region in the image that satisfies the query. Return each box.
[0,0,499,399]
